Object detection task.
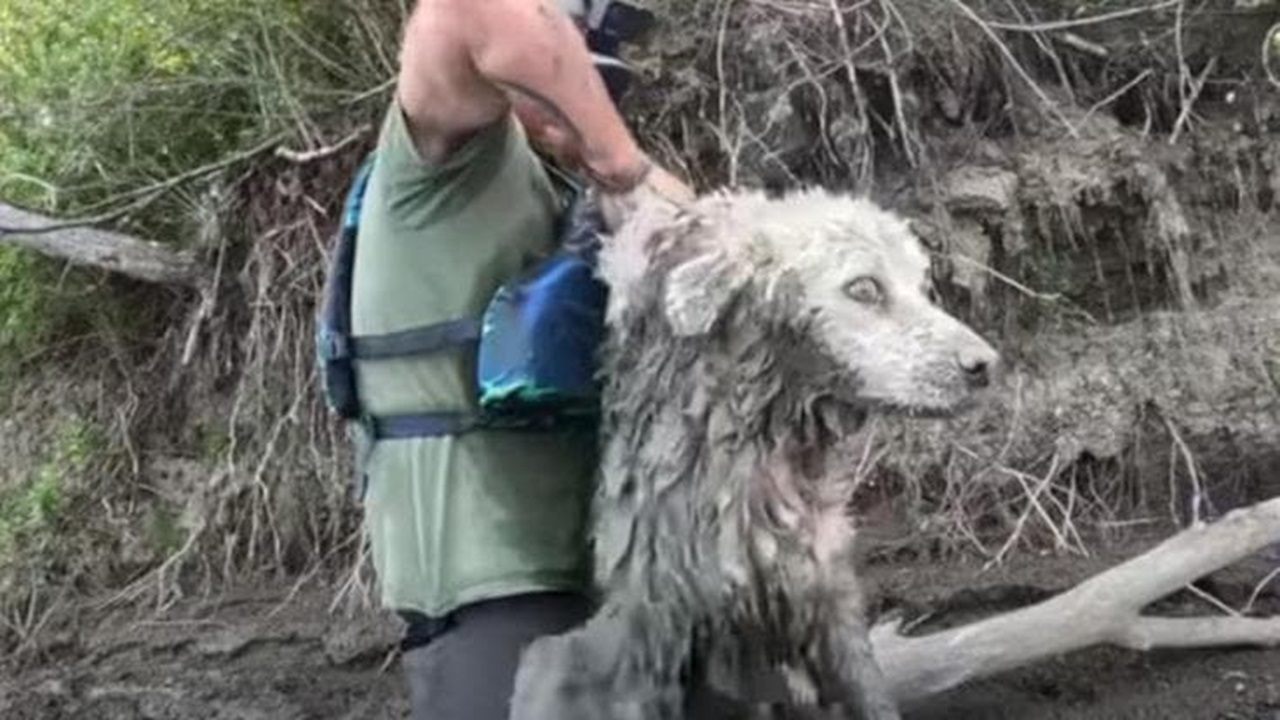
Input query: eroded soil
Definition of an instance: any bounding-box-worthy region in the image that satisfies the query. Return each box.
[1,537,1277,720]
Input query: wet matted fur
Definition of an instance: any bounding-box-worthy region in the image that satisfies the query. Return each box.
[508,187,1000,719]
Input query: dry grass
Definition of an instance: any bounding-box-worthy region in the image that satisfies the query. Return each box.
[4,0,1278,646]
[627,0,1274,192]
[624,0,1279,570]
[0,2,404,636]
[95,143,379,615]
[150,0,1279,601]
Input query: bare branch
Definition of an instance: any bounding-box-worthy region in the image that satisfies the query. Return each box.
[872,495,1280,703]
[983,0,1181,32]
[1169,55,1217,145]
[1119,615,1280,650]
[275,125,372,164]
[0,201,201,287]
[940,0,1078,138]
[1,133,287,234]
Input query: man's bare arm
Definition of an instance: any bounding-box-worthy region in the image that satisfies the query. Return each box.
[460,0,652,191]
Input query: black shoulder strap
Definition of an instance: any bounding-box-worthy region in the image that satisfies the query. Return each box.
[349,319,481,360]
[318,154,376,363]
[320,152,481,364]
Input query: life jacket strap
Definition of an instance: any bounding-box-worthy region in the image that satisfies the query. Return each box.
[364,412,480,441]
[345,318,482,361]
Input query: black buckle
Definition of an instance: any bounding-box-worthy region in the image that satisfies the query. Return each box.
[587,1,656,55]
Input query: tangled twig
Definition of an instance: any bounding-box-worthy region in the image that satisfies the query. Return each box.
[1169,55,1217,145]
[940,0,1079,138]
[984,0,1181,33]
[0,133,287,236]
[275,125,372,164]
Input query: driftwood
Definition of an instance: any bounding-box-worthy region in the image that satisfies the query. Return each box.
[871,495,1280,705]
[0,132,294,288]
[0,201,200,287]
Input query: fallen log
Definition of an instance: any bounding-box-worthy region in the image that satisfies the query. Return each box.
[871,495,1280,705]
[0,201,200,287]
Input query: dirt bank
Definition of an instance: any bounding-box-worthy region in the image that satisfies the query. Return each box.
[2,531,1276,719]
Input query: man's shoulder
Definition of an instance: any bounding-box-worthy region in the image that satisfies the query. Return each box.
[397,0,513,164]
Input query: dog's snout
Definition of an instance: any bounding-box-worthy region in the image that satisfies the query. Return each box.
[957,343,999,389]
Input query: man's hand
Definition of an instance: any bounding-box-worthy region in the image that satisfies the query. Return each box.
[637,163,696,205]
[462,0,652,190]
[597,161,696,232]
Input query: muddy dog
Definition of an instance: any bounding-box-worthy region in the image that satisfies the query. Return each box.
[508,187,1000,719]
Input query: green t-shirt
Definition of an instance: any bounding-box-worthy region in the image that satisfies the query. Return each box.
[351,103,597,617]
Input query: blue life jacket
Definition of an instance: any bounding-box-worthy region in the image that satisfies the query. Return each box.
[315,152,609,442]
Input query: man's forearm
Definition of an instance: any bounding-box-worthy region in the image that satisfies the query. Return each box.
[464,0,649,190]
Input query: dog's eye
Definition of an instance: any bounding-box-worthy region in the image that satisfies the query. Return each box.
[842,277,883,305]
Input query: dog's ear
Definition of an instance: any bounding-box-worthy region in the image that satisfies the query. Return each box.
[663,250,749,336]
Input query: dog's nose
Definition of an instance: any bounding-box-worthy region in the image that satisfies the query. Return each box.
[957,346,997,389]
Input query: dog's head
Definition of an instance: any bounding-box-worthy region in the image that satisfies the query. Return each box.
[607,187,1000,417]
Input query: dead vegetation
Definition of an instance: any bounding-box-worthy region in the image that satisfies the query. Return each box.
[615,0,1280,565]
[0,0,1277,668]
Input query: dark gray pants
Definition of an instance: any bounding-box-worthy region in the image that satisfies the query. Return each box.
[400,591,594,720]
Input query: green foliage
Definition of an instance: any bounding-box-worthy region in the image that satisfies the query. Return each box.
[0,0,307,211]
[0,414,101,562]
[0,473,61,557]
[0,245,124,370]
[145,505,186,558]
[0,0,402,603]
[196,421,232,463]
[0,0,396,211]
[0,0,399,371]
[0,248,52,358]
[0,1,296,371]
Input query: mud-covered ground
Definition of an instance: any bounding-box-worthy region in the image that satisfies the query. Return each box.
[2,532,1276,720]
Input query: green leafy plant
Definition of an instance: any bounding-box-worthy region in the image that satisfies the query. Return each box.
[0,0,333,370]
[0,414,100,561]
[0,0,402,610]
[0,248,52,358]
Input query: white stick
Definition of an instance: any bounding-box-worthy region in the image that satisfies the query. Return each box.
[1,201,200,287]
[871,496,1280,702]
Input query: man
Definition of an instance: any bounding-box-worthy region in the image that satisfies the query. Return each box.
[348,1,691,718]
